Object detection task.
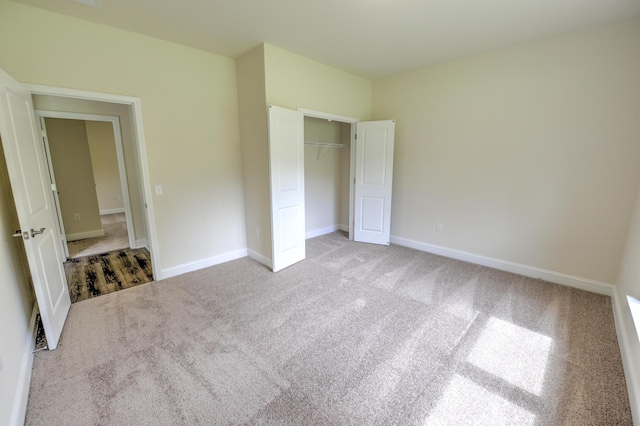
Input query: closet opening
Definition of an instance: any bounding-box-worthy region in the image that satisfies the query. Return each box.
[301,109,357,242]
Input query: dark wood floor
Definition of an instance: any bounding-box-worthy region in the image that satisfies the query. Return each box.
[65,247,154,303]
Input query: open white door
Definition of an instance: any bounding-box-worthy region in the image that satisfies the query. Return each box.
[0,68,71,349]
[354,120,395,245]
[268,105,305,272]
[38,116,70,259]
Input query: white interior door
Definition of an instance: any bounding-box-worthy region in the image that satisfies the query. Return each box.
[268,105,305,272]
[38,116,70,258]
[354,120,395,245]
[0,68,71,350]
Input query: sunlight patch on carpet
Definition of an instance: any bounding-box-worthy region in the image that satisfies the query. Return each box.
[467,317,552,396]
[425,374,535,425]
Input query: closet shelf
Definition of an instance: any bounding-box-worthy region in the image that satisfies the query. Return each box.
[304,141,343,160]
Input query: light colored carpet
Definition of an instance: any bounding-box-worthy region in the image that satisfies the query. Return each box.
[25,232,632,425]
[67,213,129,259]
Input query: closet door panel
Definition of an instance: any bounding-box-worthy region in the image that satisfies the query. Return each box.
[268,105,305,272]
[354,120,395,245]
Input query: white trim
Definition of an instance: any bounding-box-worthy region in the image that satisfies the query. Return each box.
[298,108,357,241]
[36,110,136,257]
[10,303,37,426]
[27,84,138,105]
[160,249,248,279]
[100,208,125,215]
[613,294,640,425]
[36,114,69,258]
[25,84,162,279]
[297,108,359,124]
[628,295,640,342]
[390,235,615,296]
[348,123,356,241]
[248,249,272,269]
[66,229,105,241]
[306,225,339,239]
[134,238,148,250]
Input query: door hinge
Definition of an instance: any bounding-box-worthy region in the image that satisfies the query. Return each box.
[51,183,56,191]
[41,129,47,138]
[355,134,357,140]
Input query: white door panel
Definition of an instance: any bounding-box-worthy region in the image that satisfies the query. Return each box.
[39,116,69,258]
[354,120,395,245]
[361,196,385,232]
[268,105,305,272]
[0,68,70,349]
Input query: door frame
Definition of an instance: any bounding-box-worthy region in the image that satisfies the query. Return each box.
[36,110,136,257]
[297,108,358,240]
[25,84,162,277]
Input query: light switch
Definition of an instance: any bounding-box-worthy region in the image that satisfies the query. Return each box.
[155,185,163,196]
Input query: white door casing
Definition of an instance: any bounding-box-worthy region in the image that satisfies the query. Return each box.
[38,116,69,259]
[0,68,71,349]
[354,120,395,245]
[37,111,137,254]
[268,105,305,272]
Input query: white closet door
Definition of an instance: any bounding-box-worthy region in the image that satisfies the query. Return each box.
[354,120,395,245]
[0,67,71,349]
[268,105,305,272]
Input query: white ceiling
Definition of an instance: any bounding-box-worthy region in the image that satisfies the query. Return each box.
[11,0,640,80]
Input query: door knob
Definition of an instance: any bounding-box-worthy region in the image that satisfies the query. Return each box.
[30,227,45,238]
[11,230,29,240]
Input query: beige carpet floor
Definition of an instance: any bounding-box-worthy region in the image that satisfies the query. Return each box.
[67,213,129,259]
[25,232,632,425]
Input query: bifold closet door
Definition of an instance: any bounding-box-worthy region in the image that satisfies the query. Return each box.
[268,105,306,272]
[354,120,395,245]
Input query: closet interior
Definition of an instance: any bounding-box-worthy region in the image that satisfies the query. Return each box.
[303,116,351,239]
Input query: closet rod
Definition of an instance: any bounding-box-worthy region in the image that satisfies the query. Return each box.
[304,141,343,148]
[304,141,343,160]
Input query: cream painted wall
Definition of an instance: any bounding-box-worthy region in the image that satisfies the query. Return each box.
[237,43,372,263]
[85,121,125,214]
[33,95,147,244]
[615,184,640,420]
[372,19,640,283]
[264,44,372,120]
[304,117,343,234]
[0,138,33,425]
[236,45,270,262]
[0,1,246,270]
[45,118,103,240]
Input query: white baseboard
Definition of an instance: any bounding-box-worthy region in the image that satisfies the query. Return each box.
[133,238,148,249]
[390,236,614,296]
[66,229,105,242]
[389,236,639,416]
[100,208,125,215]
[10,303,37,426]
[159,248,248,280]
[248,249,272,269]
[612,293,640,425]
[306,225,339,239]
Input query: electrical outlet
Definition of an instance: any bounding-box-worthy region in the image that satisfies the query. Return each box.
[74,213,80,221]
[155,185,163,196]
[436,222,443,232]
